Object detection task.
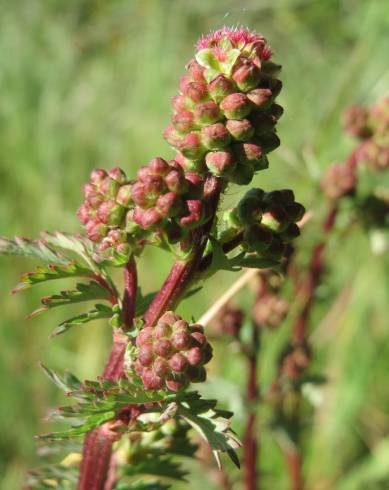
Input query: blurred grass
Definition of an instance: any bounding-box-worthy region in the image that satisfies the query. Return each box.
[0,0,388,488]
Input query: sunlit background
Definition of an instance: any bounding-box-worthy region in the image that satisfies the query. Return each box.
[0,1,388,488]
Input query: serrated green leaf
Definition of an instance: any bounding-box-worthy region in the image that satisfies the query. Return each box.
[50,303,113,337]
[40,364,82,393]
[176,394,241,468]
[29,281,112,318]
[13,262,93,293]
[0,236,70,264]
[40,231,89,257]
[39,411,116,440]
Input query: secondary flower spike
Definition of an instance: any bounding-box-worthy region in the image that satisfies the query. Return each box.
[163,27,283,184]
[133,312,213,392]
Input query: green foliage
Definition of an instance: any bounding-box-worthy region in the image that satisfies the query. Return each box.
[0,236,70,265]
[205,236,280,277]
[39,365,241,469]
[12,263,93,293]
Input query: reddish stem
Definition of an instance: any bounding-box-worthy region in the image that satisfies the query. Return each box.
[77,258,137,490]
[77,178,220,489]
[244,350,259,490]
[293,205,338,343]
[90,274,119,305]
[143,177,221,329]
[284,450,304,490]
[244,285,264,490]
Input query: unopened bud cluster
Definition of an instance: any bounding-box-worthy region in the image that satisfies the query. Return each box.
[322,96,389,200]
[77,159,219,259]
[133,312,212,392]
[211,304,244,337]
[77,167,140,261]
[252,293,289,329]
[129,157,210,236]
[320,162,357,201]
[225,188,304,260]
[163,27,282,184]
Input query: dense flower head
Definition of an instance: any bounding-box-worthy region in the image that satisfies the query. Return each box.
[163,27,282,185]
[322,96,389,205]
[342,96,389,172]
[223,188,304,261]
[77,167,145,263]
[211,304,244,337]
[133,312,213,392]
[196,27,272,61]
[321,162,357,200]
[252,293,289,329]
[77,158,220,260]
[128,157,210,236]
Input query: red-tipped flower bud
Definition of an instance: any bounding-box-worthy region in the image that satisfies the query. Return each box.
[193,101,221,126]
[220,93,252,119]
[205,150,236,176]
[208,75,235,103]
[172,111,194,134]
[232,59,261,92]
[201,123,231,149]
[226,119,255,141]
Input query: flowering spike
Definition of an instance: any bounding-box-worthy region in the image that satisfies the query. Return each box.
[133,312,212,392]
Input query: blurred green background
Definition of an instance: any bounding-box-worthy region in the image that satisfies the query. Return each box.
[0,0,388,488]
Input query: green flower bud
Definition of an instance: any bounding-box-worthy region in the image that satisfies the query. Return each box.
[226,119,255,141]
[237,193,264,225]
[232,59,261,92]
[261,205,290,232]
[207,74,235,103]
[178,132,205,160]
[279,223,300,242]
[205,150,236,176]
[201,123,231,149]
[243,224,273,252]
[193,101,221,126]
[228,163,255,185]
[97,200,125,226]
[220,93,252,119]
[172,111,194,134]
[234,142,264,169]
[223,208,243,229]
[247,88,273,109]
[108,167,127,184]
[116,184,132,207]
[184,82,209,106]
[258,132,280,153]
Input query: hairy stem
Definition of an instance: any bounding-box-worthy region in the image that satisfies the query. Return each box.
[77,257,138,490]
[143,177,222,329]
